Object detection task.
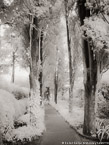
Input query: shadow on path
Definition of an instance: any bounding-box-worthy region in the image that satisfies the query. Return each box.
[40,104,96,145]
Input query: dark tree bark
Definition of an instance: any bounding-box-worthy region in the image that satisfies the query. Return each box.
[83,39,98,135]
[29,17,39,92]
[0,131,3,145]
[39,30,44,103]
[54,71,58,104]
[12,52,15,83]
[54,47,59,104]
[77,0,100,135]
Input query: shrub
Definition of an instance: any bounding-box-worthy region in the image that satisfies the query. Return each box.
[0,79,29,100]
[99,83,109,100]
[0,89,28,141]
[97,85,109,119]
[97,100,109,118]
[12,87,29,100]
[97,124,109,141]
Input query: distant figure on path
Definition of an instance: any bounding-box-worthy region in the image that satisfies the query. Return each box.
[44,87,50,102]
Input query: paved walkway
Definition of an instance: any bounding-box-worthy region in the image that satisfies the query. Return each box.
[40,104,95,145]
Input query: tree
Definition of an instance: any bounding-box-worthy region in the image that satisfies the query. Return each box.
[64,0,80,113]
[0,26,23,83]
[11,47,17,83]
[39,30,44,103]
[54,47,59,104]
[64,0,73,113]
[10,33,19,83]
[29,15,41,125]
[77,0,98,135]
[77,0,109,135]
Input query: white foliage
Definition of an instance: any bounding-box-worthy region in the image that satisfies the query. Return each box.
[12,125,41,142]
[16,114,30,125]
[0,77,45,142]
[0,78,29,99]
[82,16,109,51]
[0,89,27,141]
[3,0,14,6]
[13,110,45,142]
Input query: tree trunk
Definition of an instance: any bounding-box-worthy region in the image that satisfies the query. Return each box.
[0,132,3,145]
[12,52,15,83]
[39,30,44,105]
[77,0,100,135]
[29,16,41,127]
[64,0,74,113]
[83,39,98,135]
[54,72,58,104]
[29,16,39,90]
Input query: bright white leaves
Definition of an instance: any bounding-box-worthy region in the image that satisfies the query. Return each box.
[3,0,14,6]
[82,16,109,51]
